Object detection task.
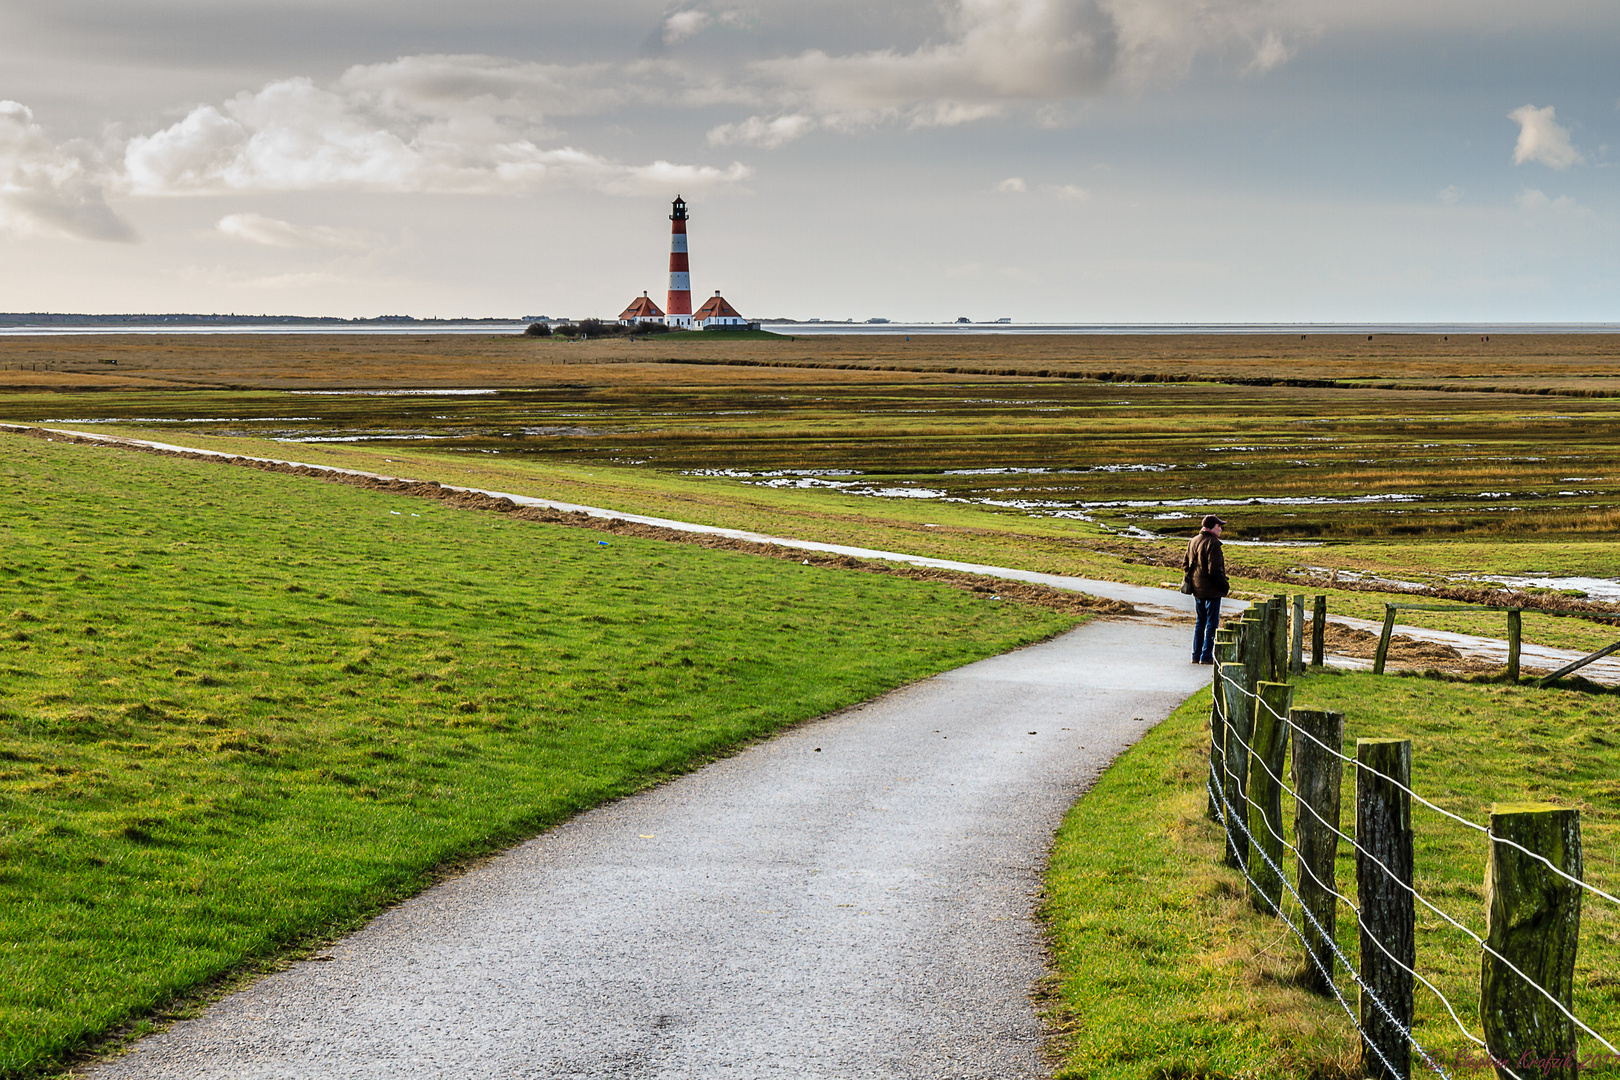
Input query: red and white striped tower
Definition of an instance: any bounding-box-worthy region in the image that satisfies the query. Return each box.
[665,195,693,329]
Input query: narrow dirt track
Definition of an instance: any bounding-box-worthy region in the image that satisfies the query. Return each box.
[86,619,1209,1080]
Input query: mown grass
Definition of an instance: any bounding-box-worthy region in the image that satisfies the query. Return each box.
[0,432,1077,1078]
[1044,670,1620,1079]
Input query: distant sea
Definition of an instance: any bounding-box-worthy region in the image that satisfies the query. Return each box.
[763,321,1620,336]
[1,319,1617,336]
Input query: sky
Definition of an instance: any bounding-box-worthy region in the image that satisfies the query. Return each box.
[0,0,1617,322]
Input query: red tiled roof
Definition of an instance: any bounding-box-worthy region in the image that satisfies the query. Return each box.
[619,293,665,319]
[693,293,742,320]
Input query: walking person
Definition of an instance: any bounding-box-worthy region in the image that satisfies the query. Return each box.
[1184,514,1230,664]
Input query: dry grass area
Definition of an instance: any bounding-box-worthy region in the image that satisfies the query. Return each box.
[4,331,1620,393]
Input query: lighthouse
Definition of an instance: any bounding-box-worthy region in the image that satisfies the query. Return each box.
[665,195,693,329]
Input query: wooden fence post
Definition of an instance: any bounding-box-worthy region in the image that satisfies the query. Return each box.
[1269,594,1288,682]
[1357,738,1414,1080]
[1242,606,1266,694]
[1481,804,1582,1080]
[1373,605,1397,675]
[1291,707,1344,996]
[1219,661,1255,871]
[1207,628,1238,822]
[1506,610,1522,682]
[1291,594,1305,675]
[1312,594,1327,667]
[1246,681,1293,914]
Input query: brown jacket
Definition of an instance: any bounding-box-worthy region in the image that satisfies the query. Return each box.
[1184,529,1229,600]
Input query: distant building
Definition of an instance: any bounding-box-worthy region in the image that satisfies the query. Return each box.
[666,196,693,329]
[693,291,751,330]
[619,292,665,326]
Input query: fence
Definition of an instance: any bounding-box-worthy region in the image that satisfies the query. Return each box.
[1370,602,1620,686]
[1207,594,1615,1079]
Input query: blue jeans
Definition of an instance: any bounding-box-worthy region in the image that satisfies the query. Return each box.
[1193,597,1221,662]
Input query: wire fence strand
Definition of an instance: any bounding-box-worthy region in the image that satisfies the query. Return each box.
[1207,632,1614,1073]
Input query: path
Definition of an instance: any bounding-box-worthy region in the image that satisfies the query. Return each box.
[88,619,1209,1079]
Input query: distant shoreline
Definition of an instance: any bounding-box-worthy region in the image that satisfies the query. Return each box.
[0,315,1617,337]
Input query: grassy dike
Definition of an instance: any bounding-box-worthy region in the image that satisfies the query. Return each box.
[1042,671,1620,1080]
[0,433,1078,1078]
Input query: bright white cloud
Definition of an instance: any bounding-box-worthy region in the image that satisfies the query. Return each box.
[995,176,1028,193]
[1509,104,1582,169]
[216,212,372,249]
[123,58,752,197]
[0,100,135,242]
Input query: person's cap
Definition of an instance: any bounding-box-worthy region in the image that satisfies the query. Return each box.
[1202,514,1226,529]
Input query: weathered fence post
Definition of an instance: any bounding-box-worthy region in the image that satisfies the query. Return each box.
[1481,804,1582,1080]
[1219,660,1255,871]
[1268,594,1288,682]
[1246,681,1293,914]
[1243,605,1266,690]
[1291,594,1305,675]
[1373,605,1397,675]
[1506,609,1522,682]
[1291,707,1344,996]
[1207,627,1238,822]
[1312,594,1327,667]
[1357,738,1414,1080]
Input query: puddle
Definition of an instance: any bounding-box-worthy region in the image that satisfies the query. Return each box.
[276,434,457,443]
[42,416,320,423]
[1080,493,1421,509]
[290,389,507,396]
[1469,575,1620,603]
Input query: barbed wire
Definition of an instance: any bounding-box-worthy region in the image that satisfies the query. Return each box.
[1218,674,1618,1057]
[1207,744,1450,1079]
[1211,665,1615,1067]
[1223,671,1618,909]
[1212,696,1522,1077]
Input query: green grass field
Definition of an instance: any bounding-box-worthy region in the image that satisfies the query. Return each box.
[7,340,1620,1076]
[1043,669,1620,1079]
[0,432,1077,1078]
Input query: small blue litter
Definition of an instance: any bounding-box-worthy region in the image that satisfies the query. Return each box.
[598,540,609,546]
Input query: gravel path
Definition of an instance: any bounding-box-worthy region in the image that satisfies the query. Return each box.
[87,618,1209,1080]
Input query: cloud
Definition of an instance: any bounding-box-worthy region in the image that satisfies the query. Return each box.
[216,212,372,250]
[123,57,753,196]
[1516,188,1577,211]
[1509,104,1582,169]
[664,10,712,44]
[707,112,817,148]
[1248,30,1293,73]
[0,100,135,242]
[995,176,1028,193]
[1437,184,1463,204]
[723,0,1301,143]
[658,5,755,46]
[1046,183,1090,199]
